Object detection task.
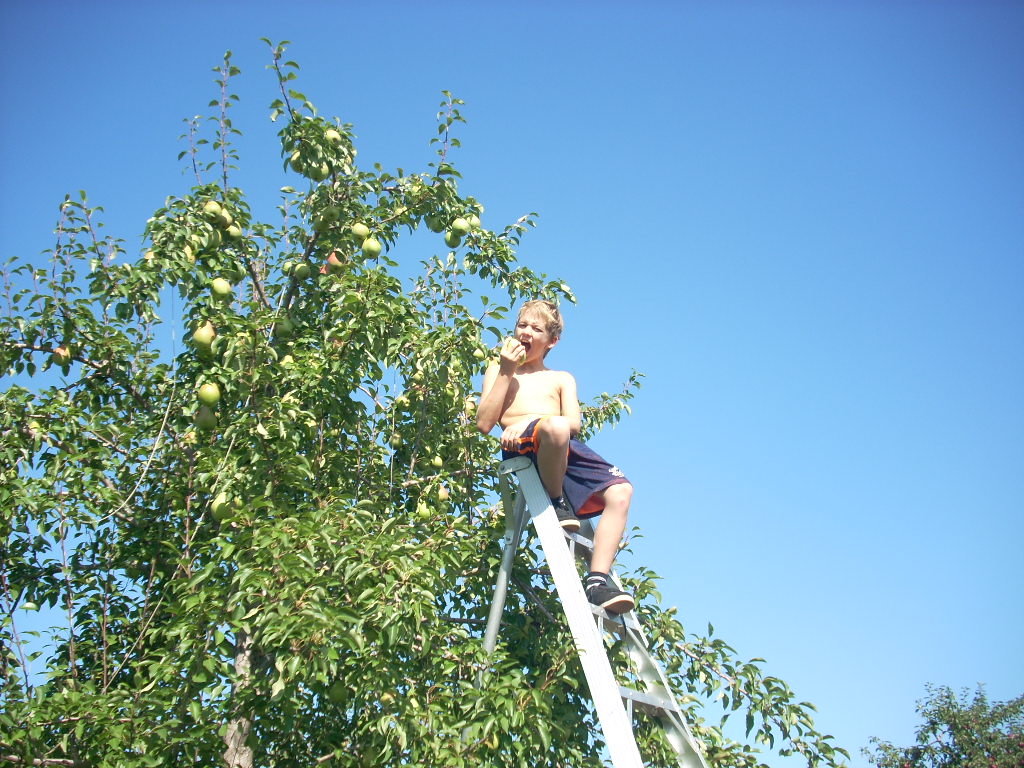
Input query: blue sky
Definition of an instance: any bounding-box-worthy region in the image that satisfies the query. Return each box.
[2,1,1021,765]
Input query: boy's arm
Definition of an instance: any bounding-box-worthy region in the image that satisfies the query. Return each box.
[476,338,525,433]
[560,371,582,437]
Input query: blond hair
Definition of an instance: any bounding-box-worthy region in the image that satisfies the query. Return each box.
[518,300,564,340]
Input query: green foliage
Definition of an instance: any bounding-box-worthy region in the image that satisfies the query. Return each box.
[1,41,849,768]
[864,685,1024,768]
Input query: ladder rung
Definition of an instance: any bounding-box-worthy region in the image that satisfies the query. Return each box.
[619,685,676,716]
[590,603,643,633]
[564,530,595,551]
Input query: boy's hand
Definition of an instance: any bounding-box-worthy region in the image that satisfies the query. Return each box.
[498,337,526,369]
[500,419,533,452]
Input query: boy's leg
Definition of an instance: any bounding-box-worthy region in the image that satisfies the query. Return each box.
[532,416,579,532]
[590,482,632,574]
[586,481,635,612]
[533,416,570,499]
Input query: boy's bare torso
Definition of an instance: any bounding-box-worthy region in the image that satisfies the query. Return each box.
[496,369,567,428]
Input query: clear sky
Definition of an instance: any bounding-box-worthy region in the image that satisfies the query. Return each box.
[2,1,1021,765]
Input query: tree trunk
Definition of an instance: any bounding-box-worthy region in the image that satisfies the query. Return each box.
[222,632,254,768]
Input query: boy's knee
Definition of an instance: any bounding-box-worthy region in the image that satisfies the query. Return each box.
[605,482,633,507]
[537,416,571,445]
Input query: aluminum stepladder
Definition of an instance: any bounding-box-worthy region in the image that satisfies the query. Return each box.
[481,455,710,768]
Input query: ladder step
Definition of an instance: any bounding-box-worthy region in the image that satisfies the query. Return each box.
[619,685,677,716]
[590,603,643,633]
[564,530,595,552]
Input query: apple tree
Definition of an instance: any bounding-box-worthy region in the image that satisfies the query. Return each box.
[0,42,850,768]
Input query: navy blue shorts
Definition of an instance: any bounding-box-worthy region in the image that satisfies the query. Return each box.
[502,417,630,518]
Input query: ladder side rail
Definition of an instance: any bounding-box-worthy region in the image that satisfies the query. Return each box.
[574,485,710,768]
[509,459,646,768]
[481,467,530,657]
[614,606,709,768]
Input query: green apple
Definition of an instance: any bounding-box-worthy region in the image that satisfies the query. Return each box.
[292,262,311,280]
[195,405,217,431]
[472,348,486,360]
[214,210,234,229]
[203,200,223,221]
[211,278,233,300]
[308,163,330,181]
[350,222,370,241]
[467,213,481,230]
[289,150,303,173]
[197,382,221,406]
[361,237,382,259]
[431,455,444,469]
[327,680,347,704]
[314,206,340,230]
[444,230,462,248]
[21,602,39,612]
[425,213,446,233]
[449,217,470,236]
[325,128,343,147]
[211,491,232,519]
[282,260,295,275]
[437,485,450,501]
[390,433,402,448]
[51,345,71,367]
[207,228,222,249]
[225,224,242,241]
[415,501,431,521]
[275,316,296,339]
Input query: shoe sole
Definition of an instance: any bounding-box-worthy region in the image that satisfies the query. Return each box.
[559,518,581,533]
[596,594,635,614]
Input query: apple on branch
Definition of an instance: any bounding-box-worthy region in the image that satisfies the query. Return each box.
[197,382,221,406]
[211,278,233,301]
[361,237,382,259]
[350,222,370,242]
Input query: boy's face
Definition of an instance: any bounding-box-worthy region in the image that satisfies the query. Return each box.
[515,311,558,361]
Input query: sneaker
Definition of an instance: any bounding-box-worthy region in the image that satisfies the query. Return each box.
[585,580,635,614]
[552,496,580,533]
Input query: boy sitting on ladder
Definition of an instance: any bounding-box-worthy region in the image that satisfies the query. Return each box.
[476,300,635,614]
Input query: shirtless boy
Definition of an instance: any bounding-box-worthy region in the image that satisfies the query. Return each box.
[476,300,635,613]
